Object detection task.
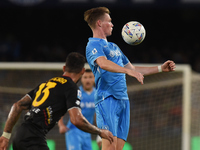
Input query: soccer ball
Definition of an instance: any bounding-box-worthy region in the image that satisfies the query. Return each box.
[121,21,146,45]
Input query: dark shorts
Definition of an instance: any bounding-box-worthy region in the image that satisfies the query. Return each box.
[12,121,49,150]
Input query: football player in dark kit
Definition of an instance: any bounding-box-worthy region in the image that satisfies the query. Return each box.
[0,52,113,150]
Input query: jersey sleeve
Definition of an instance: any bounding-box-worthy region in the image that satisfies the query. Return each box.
[120,48,130,66]
[27,85,40,101]
[65,86,81,110]
[27,89,34,99]
[86,42,106,66]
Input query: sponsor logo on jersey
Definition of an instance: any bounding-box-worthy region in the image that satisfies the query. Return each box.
[32,108,41,113]
[109,50,121,57]
[109,51,115,57]
[46,106,53,124]
[115,50,121,56]
[80,102,95,108]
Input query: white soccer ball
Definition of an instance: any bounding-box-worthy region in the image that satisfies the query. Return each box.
[121,21,146,45]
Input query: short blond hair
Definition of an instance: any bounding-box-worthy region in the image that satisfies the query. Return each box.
[84,7,110,29]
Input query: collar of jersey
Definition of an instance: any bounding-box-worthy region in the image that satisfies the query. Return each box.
[79,85,95,93]
[62,75,72,80]
[89,37,107,43]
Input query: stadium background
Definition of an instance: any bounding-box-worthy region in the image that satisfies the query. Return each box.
[0,0,200,150]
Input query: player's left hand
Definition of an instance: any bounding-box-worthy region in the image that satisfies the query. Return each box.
[99,129,114,144]
[161,60,176,72]
[0,136,9,150]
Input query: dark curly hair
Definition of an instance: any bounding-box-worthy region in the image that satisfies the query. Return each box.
[65,52,86,73]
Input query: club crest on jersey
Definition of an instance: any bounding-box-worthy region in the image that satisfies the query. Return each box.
[92,48,97,54]
[102,125,109,130]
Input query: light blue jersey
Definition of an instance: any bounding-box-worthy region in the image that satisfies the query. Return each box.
[66,86,96,130]
[65,86,96,150]
[86,37,131,141]
[86,37,130,105]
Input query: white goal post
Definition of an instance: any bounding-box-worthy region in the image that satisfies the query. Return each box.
[0,63,193,150]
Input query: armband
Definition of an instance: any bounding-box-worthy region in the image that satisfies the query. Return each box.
[2,132,11,140]
[158,65,162,72]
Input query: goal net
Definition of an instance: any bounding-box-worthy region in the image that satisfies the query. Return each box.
[0,63,199,150]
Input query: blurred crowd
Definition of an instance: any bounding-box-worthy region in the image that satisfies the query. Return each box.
[0,33,199,72]
[0,8,199,73]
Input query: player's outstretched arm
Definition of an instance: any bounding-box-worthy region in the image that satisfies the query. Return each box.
[0,95,32,150]
[125,61,176,76]
[68,107,114,144]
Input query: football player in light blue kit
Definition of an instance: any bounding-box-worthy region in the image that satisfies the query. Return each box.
[84,7,176,150]
[58,69,102,150]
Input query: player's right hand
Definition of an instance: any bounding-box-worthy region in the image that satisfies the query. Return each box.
[127,70,144,84]
[99,129,114,144]
[0,136,9,150]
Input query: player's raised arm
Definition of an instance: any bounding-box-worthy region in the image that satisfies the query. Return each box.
[68,107,114,144]
[125,60,176,76]
[0,94,32,150]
